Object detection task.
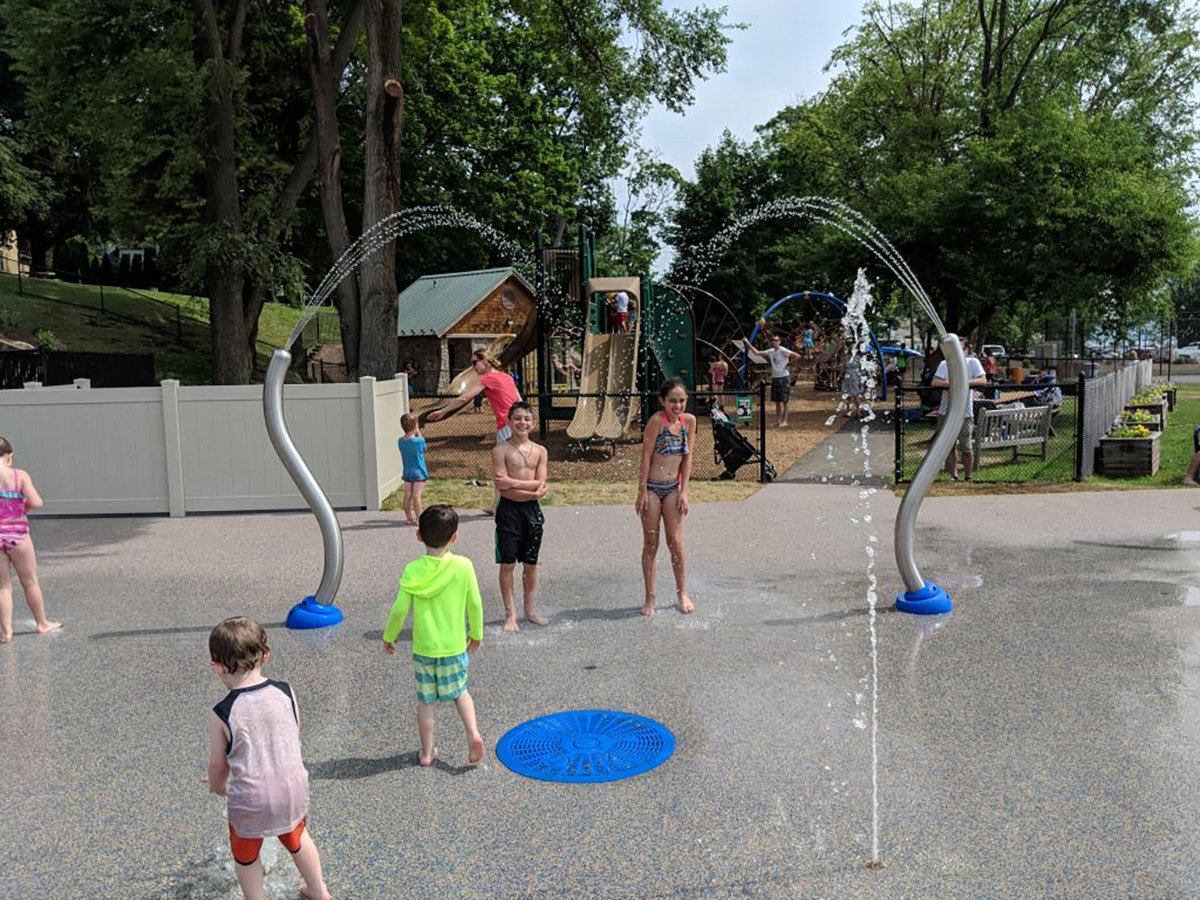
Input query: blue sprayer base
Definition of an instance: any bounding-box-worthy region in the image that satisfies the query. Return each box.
[286,596,344,629]
[895,582,952,615]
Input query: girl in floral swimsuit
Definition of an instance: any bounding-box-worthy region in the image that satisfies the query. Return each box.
[0,437,61,643]
[635,378,695,617]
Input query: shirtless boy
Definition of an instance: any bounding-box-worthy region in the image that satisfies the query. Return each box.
[491,403,548,632]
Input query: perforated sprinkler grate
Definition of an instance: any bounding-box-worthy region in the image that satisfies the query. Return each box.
[495,710,675,783]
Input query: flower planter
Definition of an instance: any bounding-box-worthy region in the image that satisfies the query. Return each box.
[1098,431,1161,477]
[1126,401,1166,428]
[1119,416,1162,432]
[1166,388,1177,411]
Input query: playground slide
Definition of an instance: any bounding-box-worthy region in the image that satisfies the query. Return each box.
[566,332,613,440]
[416,310,539,425]
[594,329,640,439]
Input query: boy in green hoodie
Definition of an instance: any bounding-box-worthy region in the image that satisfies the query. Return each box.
[382,505,486,766]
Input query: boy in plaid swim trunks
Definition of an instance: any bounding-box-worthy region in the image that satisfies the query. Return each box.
[383,505,486,767]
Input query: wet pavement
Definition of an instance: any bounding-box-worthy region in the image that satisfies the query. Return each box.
[3,485,1200,898]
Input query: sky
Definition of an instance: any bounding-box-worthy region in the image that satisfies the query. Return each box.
[638,1,863,179]
[624,1,863,272]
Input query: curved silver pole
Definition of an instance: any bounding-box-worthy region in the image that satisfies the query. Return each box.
[894,334,967,593]
[264,349,343,606]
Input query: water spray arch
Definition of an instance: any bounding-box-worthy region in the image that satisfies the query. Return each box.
[265,207,551,629]
[741,289,890,399]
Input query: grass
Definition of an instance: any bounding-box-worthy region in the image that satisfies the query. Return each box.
[897,396,1079,484]
[0,272,341,384]
[0,272,340,351]
[0,280,216,383]
[1090,385,1200,489]
[383,478,762,511]
[895,385,1200,495]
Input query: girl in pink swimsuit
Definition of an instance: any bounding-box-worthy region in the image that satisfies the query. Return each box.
[0,437,61,643]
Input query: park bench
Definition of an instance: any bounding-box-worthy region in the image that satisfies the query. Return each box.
[973,404,1053,462]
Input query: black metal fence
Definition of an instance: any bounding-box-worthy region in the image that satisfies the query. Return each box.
[0,349,156,389]
[407,387,771,483]
[893,380,1080,484]
[0,269,332,374]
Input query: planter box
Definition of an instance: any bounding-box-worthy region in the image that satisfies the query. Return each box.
[1126,401,1166,428]
[1098,431,1161,477]
[1119,416,1162,432]
[1166,388,1178,411]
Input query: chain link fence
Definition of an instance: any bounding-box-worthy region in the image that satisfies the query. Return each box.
[893,380,1080,484]
[1076,359,1153,479]
[407,388,771,484]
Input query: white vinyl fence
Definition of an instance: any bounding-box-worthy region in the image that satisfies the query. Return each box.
[6,376,409,516]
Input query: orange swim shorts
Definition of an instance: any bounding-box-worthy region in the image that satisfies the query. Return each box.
[229,818,306,866]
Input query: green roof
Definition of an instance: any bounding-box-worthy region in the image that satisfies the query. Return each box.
[396,267,532,337]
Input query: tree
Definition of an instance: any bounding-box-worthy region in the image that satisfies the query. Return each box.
[2,0,735,381]
[668,0,1200,349]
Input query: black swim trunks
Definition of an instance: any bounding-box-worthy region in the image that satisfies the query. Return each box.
[771,376,791,403]
[494,498,544,565]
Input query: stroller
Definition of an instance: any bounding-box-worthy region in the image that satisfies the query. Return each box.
[710,405,776,482]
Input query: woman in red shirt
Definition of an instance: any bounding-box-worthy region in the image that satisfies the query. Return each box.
[425,350,521,514]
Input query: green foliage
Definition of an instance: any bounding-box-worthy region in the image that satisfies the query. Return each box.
[33,327,56,349]
[1,0,735,379]
[1120,409,1155,424]
[668,0,1200,349]
[1108,425,1152,439]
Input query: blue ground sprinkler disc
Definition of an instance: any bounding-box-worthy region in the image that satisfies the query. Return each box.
[496,710,675,783]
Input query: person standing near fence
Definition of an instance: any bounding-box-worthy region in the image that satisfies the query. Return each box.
[0,437,62,643]
[931,341,988,482]
[708,355,728,394]
[424,350,521,515]
[753,335,802,428]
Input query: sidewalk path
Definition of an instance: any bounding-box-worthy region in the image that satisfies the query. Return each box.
[776,409,894,486]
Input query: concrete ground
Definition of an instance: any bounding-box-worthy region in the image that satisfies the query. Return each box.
[4,485,1200,899]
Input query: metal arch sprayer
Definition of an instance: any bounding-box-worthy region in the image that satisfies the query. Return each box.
[264,348,345,629]
[892,333,966,614]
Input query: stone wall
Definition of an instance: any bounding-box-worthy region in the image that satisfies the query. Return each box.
[396,336,442,393]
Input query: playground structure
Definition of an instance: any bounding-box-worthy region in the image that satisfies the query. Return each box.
[534,226,697,443]
[739,290,890,399]
[260,197,969,626]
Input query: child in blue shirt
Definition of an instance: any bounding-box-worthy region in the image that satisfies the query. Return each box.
[398,413,428,525]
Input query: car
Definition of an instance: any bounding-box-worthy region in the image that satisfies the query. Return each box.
[1173,344,1200,362]
[981,343,1007,359]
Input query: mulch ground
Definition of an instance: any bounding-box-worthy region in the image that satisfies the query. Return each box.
[410,384,855,483]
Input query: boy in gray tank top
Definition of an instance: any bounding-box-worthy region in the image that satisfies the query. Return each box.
[207,617,333,900]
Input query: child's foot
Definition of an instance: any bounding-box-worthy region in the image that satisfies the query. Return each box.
[524,606,549,627]
[0,632,11,644]
[503,616,520,633]
[420,746,438,767]
[481,508,495,517]
[677,594,694,614]
[468,734,485,765]
[299,880,333,900]
[641,598,656,617]
[36,621,62,634]
[406,517,418,526]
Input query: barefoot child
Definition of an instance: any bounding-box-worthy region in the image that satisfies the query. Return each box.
[397,414,428,525]
[635,379,695,616]
[206,617,332,900]
[382,505,485,766]
[491,402,548,632]
[0,437,61,643]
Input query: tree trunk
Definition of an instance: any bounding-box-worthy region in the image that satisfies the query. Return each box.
[306,0,361,378]
[193,0,253,383]
[358,0,403,380]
